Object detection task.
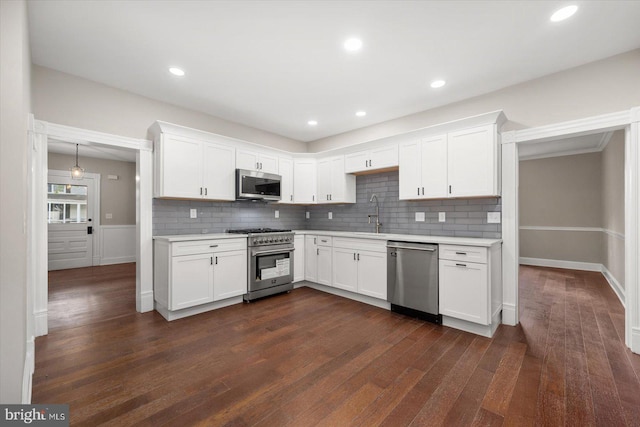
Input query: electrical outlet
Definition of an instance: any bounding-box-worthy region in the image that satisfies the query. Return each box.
[190,209,197,219]
[306,211,310,219]
[439,212,446,222]
[105,213,113,219]
[328,212,333,220]
[275,210,280,219]
[415,212,425,222]
[487,212,501,224]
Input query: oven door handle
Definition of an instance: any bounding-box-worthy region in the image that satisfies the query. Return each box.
[252,248,294,256]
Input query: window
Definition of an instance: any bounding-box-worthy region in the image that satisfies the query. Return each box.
[47,183,88,223]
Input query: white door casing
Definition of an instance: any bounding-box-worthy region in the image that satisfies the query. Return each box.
[31,119,154,340]
[501,107,640,354]
[46,170,99,270]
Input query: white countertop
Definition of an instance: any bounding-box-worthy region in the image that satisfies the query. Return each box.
[153,233,248,242]
[153,230,500,247]
[294,230,501,247]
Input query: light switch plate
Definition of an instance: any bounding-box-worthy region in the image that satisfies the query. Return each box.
[190,209,197,219]
[275,210,279,219]
[487,212,501,223]
[415,212,425,222]
[105,213,113,219]
[439,212,446,222]
[328,212,333,219]
[306,211,310,219]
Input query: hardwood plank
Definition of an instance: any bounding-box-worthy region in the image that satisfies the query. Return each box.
[32,264,640,426]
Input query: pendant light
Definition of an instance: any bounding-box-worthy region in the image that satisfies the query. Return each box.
[70,144,85,179]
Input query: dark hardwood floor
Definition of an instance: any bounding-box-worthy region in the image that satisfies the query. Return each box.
[34,264,640,426]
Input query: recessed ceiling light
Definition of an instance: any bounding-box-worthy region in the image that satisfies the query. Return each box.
[430,80,446,88]
[344,38,363,52]
[307,120,318,126]
[169,67,185,76]
[550,5,578,22]
[355,111,367,117]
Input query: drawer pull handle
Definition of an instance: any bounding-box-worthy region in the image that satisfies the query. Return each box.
[456,263,467,267]
[455,252,467,255]
[210,245,218,248]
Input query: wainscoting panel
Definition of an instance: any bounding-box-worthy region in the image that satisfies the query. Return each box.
[101,225,136,265]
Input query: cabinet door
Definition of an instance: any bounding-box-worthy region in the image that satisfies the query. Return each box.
[278,157,294,204]
[258,153,279,174]
[420,135,448,199]
[304,235,318,282]
[447,124,497,198]
[357,250,387,299]
[398,141,421,200]
[294,159,317,203]
[439,260,488,324]
[203,141,236,200]
[170,253,213,310]
[316,158,332,202]
[344,150,369,174]
[332,248,358,292]
[317,246,332,286]
[330,156,355,203]
[160,134,203,199]
[369,145,398,170]
[213,250,247,301]
[236,149,259,171]
[293,235,305,282]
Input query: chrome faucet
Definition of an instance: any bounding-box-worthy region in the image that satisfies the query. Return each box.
[368,194,382,234]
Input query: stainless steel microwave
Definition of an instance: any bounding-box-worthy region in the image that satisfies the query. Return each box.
[236,169,282,201]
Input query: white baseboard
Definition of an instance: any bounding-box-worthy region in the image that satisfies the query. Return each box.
[140,290,155,313]
[34,309,48,337]
[519,257,601,272]
[155,296,243,321]
[601,266,625,307]
[442,315,499,338]
[101,255,136,266]
[501,303,517,326]
[22,337,34,404]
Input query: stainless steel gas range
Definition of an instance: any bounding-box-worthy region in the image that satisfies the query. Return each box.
[227,228,294,302]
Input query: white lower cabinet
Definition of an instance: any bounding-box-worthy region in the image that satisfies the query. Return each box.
[439,244,501,327]
[328,238,387,299]
[154,237,247,316]
[293,234,305,282]
[304,235,318,282]
[305,235,333,285]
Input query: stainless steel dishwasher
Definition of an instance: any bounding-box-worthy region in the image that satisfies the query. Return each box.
[387,241,441,324]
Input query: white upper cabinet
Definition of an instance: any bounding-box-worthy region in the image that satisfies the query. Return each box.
[447,124,498,198]
[399,134,447,200]
[154,133,235,201]
[399,124,499,200]
[344,145,399,174]
[316,156,355,204]
[278,157,294,204]
[293,158,317,204]
[236,149,279,174]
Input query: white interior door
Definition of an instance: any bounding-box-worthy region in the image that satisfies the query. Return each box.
[47,170,99,270]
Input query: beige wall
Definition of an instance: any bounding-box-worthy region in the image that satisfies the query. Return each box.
[520,152,602,227]
[519,132,625,288]
[48,153,136,225]
[308,49,640,152]
[0,0,31,403]
[32,65,306,153]
[601,130,625,287]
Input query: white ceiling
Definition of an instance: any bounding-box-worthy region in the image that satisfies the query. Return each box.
[28,1,640,142]
[48,139,137,162]
[519,132,614,160]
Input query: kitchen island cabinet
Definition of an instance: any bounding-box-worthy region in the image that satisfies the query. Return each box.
[154,235,247,320]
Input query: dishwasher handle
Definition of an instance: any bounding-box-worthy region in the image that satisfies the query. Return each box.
[387,242,437,252]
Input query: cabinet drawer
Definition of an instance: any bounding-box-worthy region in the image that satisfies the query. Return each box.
[439,244,487,264]
[317,236,333,247]
[439,259,488,324]
[172,238,247,256]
